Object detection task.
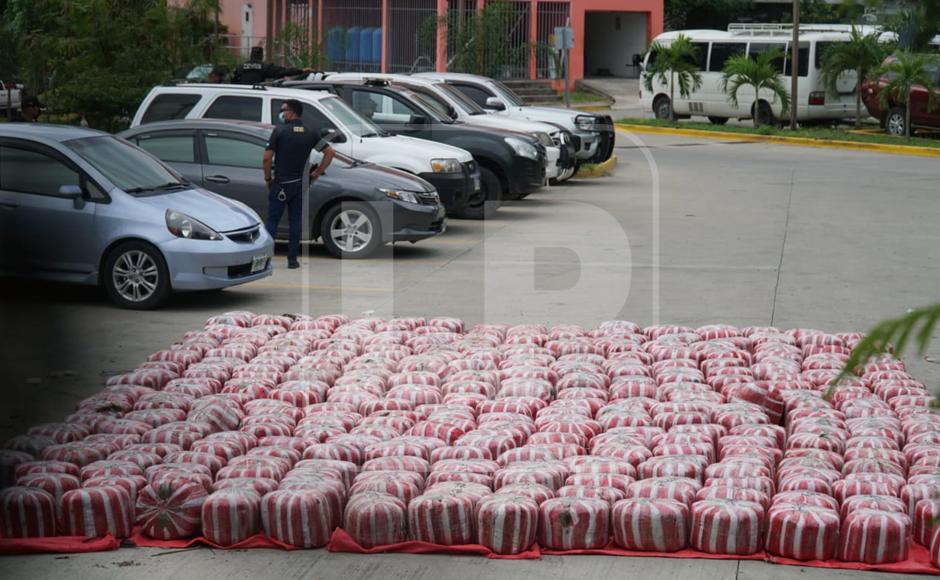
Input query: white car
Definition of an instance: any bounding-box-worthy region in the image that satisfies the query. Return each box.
[415,72,615,166]
[321,73,577,182]
[131,84,480,216]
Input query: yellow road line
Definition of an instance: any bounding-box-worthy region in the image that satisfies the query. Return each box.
[615,123,940,158]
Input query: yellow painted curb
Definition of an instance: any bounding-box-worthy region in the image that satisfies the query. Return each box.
[575,154,617,178]
[615,123,940,159]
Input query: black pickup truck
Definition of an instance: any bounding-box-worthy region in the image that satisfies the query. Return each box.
[281,79,547,219]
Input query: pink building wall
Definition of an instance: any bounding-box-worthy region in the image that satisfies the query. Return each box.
[215,0,662,83]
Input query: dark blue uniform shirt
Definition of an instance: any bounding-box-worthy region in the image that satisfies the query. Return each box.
[265,118,325,182]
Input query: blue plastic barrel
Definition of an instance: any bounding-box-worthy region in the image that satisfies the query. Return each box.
[371,28,382,63]
[359,28,373,65]
[346,26,361,64]
[327,27,345,63]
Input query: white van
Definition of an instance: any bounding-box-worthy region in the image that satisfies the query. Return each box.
[131,84,479,214]
[640,24,896,124]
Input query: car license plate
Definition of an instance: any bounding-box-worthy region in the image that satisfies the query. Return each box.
[250,255,268,273]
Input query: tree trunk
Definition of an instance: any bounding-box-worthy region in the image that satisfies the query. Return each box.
[906,94,912,139]
[753,96,760,128]
[855,67,862,129]
[670,71,675,122]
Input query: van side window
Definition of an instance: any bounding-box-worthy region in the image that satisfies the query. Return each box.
[690,42,709,70]
[709,43,745,72]
[784,43,810,78]
[748,43,786,73]
[141,94,201,124]
[205,96,263,122]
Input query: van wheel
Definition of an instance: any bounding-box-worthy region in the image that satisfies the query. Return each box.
[455,167,501,220]
[708,116,729,125]
[653,96,673,120]
[754,101,775,127]
[886,107,907,136]
[321,201,382,259]
[103,241,171,310]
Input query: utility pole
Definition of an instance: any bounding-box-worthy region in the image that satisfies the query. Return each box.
[790,0,800,130]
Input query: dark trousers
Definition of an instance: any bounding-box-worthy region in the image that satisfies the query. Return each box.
[265,180,303,263]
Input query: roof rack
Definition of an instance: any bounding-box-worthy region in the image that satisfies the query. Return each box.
[728,23,880,36]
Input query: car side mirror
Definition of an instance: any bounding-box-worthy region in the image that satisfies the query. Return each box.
[320,128,346,143]
[409,114,428,127]
[59,184,86,209]
[485,97,505,111]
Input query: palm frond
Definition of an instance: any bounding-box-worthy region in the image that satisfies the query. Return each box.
[825,304,940,400]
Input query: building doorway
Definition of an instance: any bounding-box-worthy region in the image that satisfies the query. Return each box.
[584,11,647,78]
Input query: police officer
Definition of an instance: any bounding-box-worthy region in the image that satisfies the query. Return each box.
[13,97,42,123]
[233,47,306,84]
[263,98,334,269]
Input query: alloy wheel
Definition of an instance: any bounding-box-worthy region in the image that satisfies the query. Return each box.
[112,250,159,303]
[329,209,374,253]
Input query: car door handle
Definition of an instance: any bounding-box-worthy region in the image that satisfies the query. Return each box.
[0,202,18,211]
[205,175,230,184]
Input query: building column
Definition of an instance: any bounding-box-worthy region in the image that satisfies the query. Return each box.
[318,0,324,45]
[381,0,389,72]
[528,0,538,80]
[436,0,447,72]
[569,5,584,84]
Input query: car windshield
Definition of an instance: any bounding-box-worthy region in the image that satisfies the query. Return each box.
[67,136,187,194]
[438,83,487,115]
[490,80,526,107]
[318,96,387,138]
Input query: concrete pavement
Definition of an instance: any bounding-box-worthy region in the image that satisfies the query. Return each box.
[1,131,939,578]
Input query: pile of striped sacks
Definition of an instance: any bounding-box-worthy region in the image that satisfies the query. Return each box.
[1,313,939,564]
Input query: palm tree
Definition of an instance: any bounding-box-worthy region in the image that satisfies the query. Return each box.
[720,49,791,128]
[873,51,940,139]
[642,34,703,121]
[819,26,887,128]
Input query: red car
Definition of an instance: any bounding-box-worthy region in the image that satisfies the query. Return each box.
[861,56,940,136]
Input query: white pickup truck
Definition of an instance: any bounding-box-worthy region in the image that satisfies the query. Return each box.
[0,81,23,112]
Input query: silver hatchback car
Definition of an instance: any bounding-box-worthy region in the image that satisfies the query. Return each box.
[0,124,274,309]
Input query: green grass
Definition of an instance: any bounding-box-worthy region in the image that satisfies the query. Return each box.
[568,90,610,104]
[616,117,940,149]
[575,161,613,177]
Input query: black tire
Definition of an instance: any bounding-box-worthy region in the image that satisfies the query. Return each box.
[708,116,729,125]
[454,167,501,220]
[653,96,672,120]
[320,201,382,259]
[754,101,775,127]
[885,106,907,137]
[102,240,171,310]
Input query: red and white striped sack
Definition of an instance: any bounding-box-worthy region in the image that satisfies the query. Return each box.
[343,491,407,548]
[638,456,708,482]
[901,483,940,517]
[303,443,363,465]
[261,489,337,548]
[83,475,148,505]
[407,492,476,544]
[839,509,910,564]
[628,477,701,507]
[349,475,422,504]
[914,499,940,546]
[476,494,539,555]
[838,495,906,521]
[136,481,208,539]
[537,497,610,550]
[491,483,555,505]
[426,471,493,487]
[15,472,81,505]
[212,477,279,496]
[14,460,81,480]
[0,487,57,537]
[557,485,626,505]
[60,486,134,538]
[611,498,689,552]
[765,505,840,561]
[690,499,765,555]
[566,474,635,493]
[201,490,262,546]
[771,491,841,512]
[696,486,770,512]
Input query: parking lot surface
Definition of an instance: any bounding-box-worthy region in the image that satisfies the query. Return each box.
[1,131,938,578]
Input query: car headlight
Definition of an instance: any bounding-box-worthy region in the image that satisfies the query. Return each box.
[430,158,462,173]
[381,188,421,204]
[575,115,597,131]
[504,136,539,160]
[534,131,552,146]
[165,209,222,240]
